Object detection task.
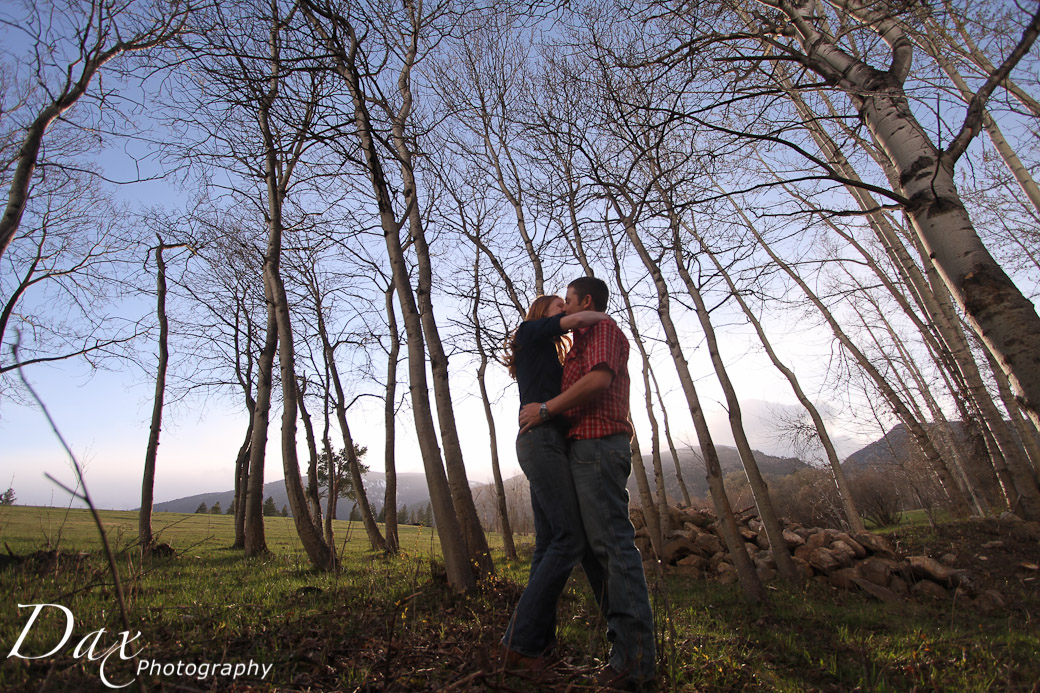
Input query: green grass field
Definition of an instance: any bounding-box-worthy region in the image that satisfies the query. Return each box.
[0,505,1036,691]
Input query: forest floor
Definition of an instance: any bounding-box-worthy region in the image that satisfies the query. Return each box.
[0,507,1037,691]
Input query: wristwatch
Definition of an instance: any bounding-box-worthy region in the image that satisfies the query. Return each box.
[539,402,551,421]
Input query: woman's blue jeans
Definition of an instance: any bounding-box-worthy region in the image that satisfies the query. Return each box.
[502,424,590,656]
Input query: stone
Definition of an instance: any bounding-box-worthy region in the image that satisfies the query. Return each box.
[791,556,815,581]
[853,531,897,558]
[793,545,814,563]
[667,506,683,531]
[834,533,867,559]
[998,511,1023,523]
[829,567,859,590]
[739,526,757,542]
[889,576,909,595]
[755,549,775,563]
[757,567,779,583]
[856,556,893,587]
[806,531,830,549]
[972,590,1006,613]
[678,554,708,570]
[745,542,759,558]
[940,553,957,566]
[807,547,842,574]
[717,561,737,575]
[783,529,806,548]
[981,540,1004,550]
[695,532,723,557]
[629,507,646,530]
[911,579,948,600]
[829,541,857,567]
[662,537,699,565]
[748,518,763,532]
[907,556,956,587]
[850,577,901,604]
[756,532,771,550]
[678,510,712,528]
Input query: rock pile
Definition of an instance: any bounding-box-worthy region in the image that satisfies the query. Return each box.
[631,505,1009,611]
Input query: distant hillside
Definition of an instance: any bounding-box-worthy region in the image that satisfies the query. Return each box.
[469,444,810,532]
[153,444,810,520]
[841,421,995,471]
[640,444,808,501]
[150,471,434,517]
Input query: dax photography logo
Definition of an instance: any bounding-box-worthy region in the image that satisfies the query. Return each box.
[7,604,143,688]
[7,603,273,689]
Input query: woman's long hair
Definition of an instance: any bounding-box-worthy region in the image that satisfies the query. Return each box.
[502,295,570,380]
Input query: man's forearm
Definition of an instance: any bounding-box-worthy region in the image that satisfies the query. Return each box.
[545,369,612,417]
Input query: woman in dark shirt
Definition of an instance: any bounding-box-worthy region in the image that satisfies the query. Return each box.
[500,294,607,666]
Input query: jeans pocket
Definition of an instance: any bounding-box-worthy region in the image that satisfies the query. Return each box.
[606,447,632,480]
[570,440,599,466]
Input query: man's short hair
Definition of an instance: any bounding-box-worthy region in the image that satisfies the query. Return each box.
[568,276,609,312]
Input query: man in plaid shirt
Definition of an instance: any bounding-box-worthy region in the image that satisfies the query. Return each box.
[519,276,656,691]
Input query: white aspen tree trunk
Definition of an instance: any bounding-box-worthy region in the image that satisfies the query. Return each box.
[904,232,1040,515]
[594,200,764,600]
[383,285,400,556]
[686,220,864,531]
[630,431,664,560]
[303,4,475,590]
[296,379,325,530]
[232,416,253,549]
[140,241,170,555]
[244,306,275,557]
[739,193,974,516]
[472,246,516,560]
[982,344,1040,478]
[668,230,801,584]
[850,287,981,512]
[387,6,494,576]
[317,304,387,553]
[257,13,333,571]
[321,392,337,551]
[611,240,671,542]
[650,366,694,506]
[774,0,1040,434]
[778,78,1034,516]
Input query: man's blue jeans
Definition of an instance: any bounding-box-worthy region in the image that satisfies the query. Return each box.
[570,434,656,683]
[502,424,588,656]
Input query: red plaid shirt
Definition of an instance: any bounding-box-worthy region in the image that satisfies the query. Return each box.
[561,319,633,440]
